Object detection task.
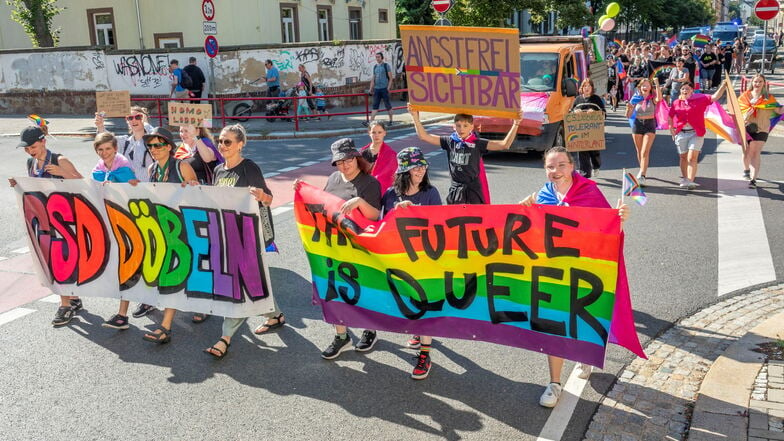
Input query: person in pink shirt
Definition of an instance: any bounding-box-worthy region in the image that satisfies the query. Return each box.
[667,81,727,189]
[359,121,397,193]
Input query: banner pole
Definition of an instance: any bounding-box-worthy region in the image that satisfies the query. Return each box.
[621,168,626,205]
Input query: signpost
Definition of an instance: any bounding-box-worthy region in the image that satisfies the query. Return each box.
[754,0,781,72]
[431,0,453,25]
[202,0,217,112]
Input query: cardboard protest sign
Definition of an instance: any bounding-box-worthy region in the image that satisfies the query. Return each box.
[294,183,645,368]
[14,178,275,318]
[724,76,747,148]
[565,111,606,152]
[400,25,521,119]
[95,90,131,117]
[167,102,213,127]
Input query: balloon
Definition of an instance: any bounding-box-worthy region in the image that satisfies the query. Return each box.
[600,18,615,32]
[598,14,610,25]
[606,2,620,18]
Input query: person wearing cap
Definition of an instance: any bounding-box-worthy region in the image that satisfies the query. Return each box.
[380,147,442,380]
[203,124,279,360]
[137,127,198,345]
[10,126,84,328]
[294,137,382,360]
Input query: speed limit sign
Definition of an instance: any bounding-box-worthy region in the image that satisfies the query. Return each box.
[202,0,215,21]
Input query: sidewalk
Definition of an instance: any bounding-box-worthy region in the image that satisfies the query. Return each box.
[0,102,454,140]
[584,283,784,441]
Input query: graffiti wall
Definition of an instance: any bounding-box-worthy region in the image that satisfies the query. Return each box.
[0,41,403,96]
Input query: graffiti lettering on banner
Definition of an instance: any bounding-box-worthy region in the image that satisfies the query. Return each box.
[565,111,606,152]
[167,102,213,127]
[95,90,131,117]
[400,25,521,119]
[294,183,643,368]
[14,178,275,318]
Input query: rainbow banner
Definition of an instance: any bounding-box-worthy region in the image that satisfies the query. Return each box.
[295,184,645,368]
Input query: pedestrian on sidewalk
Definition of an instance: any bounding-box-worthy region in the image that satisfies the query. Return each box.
[10,125,84,327]
[183,57,207,104]
[204,124,281,360]
[169,59,190,101]
[365,52,395,126]
[626,78,663,186]
[667,81,727,189]
[380,147,442,380]
[360,120,396,193]
[739,74,784,188]
[297,64,316,111]
[263,59,280,98]
[518,146,630,408]
[314,85,328,119]
[296,83,312,120]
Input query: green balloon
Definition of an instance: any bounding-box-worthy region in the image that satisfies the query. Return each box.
[598,14,610,25]
[606,2,620,17]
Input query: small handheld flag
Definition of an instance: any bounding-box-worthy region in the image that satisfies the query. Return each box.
[666,34,677,48]
[623,172,647,206]
[691,34,710,48]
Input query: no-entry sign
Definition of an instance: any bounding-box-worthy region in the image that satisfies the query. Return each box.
[432,0,453,14]
[754,0,780,21]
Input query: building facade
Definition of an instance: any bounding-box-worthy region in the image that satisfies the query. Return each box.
[0,0,396,50]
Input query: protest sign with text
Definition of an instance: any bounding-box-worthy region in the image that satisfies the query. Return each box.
[95,91,131,117]
[565,111,606,152]
[400,25,521,119]
[167,102,213,127]
[294,184,644,368]
[13,178,274,318]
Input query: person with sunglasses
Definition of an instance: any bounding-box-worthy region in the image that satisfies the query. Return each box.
[10,126,84,327]
[138,127,199,344]
[175,124,223,185]
[203,124,279,360]
[96,107,159,318]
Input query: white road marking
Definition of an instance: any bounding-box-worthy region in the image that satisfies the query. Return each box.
[319,155,333,161]
[277,166,299,173]
[300,161,318,167]
[716,139,776,295]
[39,295,60,303]
[11,247,29,254]
[424,151,442,158]
[0,308,35,327]
[272,205,293,216]
[264,172,280,178]
[536,365,589,441]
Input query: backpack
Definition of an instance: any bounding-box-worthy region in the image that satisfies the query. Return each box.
[179,69,194,90]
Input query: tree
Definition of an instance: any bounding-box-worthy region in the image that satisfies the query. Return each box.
[396,0,436,27]
[6,0,64,48]
[727,1,741,20]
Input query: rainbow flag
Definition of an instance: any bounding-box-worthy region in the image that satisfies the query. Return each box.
[666,34,677,48]
[623,172,648,206]
[295,184,645,368]
[614,38,623,47]
[739,93,784,132]
[616,59,626,80]
[27,114,48,130]
[692,34,710,48]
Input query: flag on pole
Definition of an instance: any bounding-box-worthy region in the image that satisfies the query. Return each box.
[666,34,677,47]
[623,172,648,206]
[691,34,710,48]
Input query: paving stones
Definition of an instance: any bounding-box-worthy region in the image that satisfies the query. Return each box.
[583,284,784,441]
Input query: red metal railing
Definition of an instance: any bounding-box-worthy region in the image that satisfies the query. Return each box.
[739,75,784,91]
[133,89,408,131]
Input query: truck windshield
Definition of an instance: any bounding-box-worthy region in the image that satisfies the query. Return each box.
[712,31,738,43]
[521,53,560,92]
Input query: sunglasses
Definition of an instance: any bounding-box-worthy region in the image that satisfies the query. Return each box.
[126,114,144,121]
[217,139,236,146]
[146,142,169,149]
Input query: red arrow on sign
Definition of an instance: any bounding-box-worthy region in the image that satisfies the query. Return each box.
[432,0,453,14]
[754,0,780,21]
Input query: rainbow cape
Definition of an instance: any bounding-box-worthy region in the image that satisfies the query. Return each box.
[295,183,646,368]
[739,92,784,132]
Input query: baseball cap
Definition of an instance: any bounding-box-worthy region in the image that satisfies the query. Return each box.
[396,147,428,174]
[17,126,45,148]
[330,138,360,165]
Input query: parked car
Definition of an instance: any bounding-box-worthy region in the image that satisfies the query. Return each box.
[745,37,778,74]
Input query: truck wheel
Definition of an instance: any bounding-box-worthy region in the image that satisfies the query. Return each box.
[553,125,565,148]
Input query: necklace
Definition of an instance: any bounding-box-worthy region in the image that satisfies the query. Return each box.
[154,158,170,182]
[31,151,52,178]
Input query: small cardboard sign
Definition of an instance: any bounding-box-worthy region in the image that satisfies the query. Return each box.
[167,102,213,127]
[95,90,131,117]
[400,25,521,119]
[564,111,606,152]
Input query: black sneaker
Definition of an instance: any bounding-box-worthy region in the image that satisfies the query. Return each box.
[749,179,757,188]
[411,352,432,380]
[321,335,353,360]
[69,298,83,312]
[52,306,74,327]
[102,314,130,330]
[354,330,378,352]
[132,303,155,318]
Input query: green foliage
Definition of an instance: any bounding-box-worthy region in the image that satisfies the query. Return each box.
[396,0,436,26]
[5,0,64,47]
[748,16,764,27]
[727,1,741,20]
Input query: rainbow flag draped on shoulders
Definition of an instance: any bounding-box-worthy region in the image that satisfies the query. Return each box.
[294,183,646,368]
[739,92,784,132]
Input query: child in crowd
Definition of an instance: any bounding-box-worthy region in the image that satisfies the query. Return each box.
[314,86,328,120]
[296,83,311,120]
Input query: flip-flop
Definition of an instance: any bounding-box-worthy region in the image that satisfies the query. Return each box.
[254,314,285,334]
[192,313,209,324]
[204,337,230,359]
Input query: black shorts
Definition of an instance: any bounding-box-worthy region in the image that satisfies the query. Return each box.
[746,124,769,142]
[633,118,656,135]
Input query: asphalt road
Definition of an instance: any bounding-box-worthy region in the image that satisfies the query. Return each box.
[0,84,782,440]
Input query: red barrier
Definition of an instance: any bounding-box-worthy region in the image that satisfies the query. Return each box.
[131,89,408,131]
[739,76,784,93]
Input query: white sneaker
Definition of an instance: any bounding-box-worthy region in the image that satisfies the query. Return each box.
[593,168,599,177]
[539,382,562,408]
[687,180,699,189]
[576,363,593,379]
[679,177,689,188]
[638,175,646,187]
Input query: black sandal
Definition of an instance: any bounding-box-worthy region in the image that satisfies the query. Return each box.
[204,337,230,359]
[192,313,209,324]
[142,326,171,344]
[254,313,285,334]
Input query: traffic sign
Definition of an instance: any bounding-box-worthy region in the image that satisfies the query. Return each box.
[203,21,217,35]
[202,0,215,21]
[754,0,780,21]
[432,0,453,14]
[204,36,219,58]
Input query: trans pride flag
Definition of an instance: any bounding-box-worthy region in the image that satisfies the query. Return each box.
[295,184,645,368]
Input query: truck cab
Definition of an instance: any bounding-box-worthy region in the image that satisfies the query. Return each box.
[474,36,598,152]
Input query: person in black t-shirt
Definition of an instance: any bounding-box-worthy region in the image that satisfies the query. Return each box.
[699,45,720,90]
[182,57,207,103]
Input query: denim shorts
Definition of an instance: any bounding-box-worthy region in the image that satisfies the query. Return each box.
[372,88,391,110]
[633,118,656,135]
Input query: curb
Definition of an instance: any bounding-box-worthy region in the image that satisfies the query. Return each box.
[688,311,784,441]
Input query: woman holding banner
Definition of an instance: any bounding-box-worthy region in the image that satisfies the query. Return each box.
[625,78,663,186]
[571,78,606,179]
[175,124,223,185]
[519,146,630,408]
[739,74,784,188]
[204,124,280,360]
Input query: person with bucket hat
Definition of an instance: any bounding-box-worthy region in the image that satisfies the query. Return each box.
[293,138,382,360]
[10,125,84,327]
[380,147,442,380]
